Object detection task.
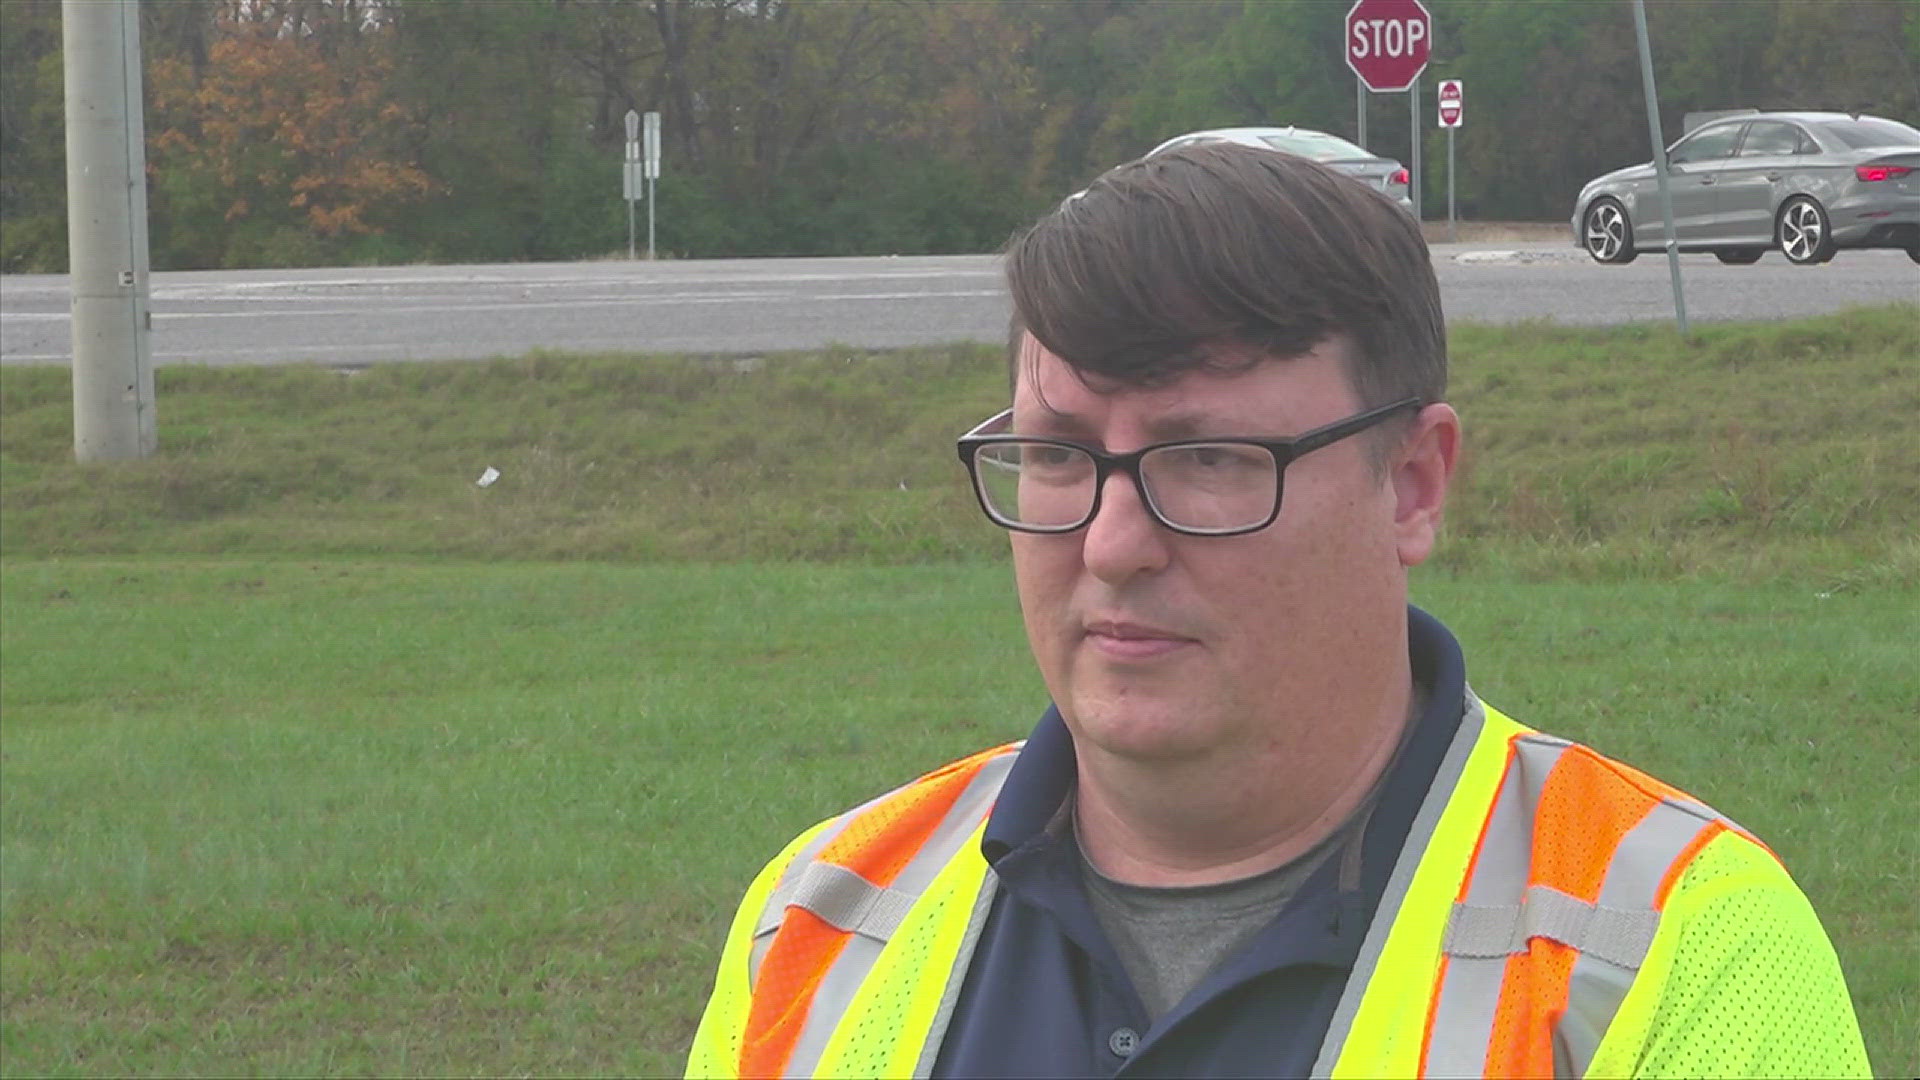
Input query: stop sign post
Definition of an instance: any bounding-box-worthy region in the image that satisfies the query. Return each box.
[1437,79,1462,242]
[1346,0,1431,220]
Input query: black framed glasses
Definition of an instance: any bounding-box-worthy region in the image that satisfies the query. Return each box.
[955,397,1422,537]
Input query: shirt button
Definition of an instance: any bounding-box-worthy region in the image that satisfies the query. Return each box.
[1109,1027,1140,1058]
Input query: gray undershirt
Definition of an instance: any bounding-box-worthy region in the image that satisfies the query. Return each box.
[1075,684,1430,1023]
[1079,821,1343,1021]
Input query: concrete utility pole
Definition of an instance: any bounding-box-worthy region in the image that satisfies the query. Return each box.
[63,0,156,461]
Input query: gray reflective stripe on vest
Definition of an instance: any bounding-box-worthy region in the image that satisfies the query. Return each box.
[1426,745,1737,1078]
[1444,883,1659,967]
[751,746,1019,1078]
[1555,796,1731,1073]
[772,862,920,942]
[1421,731,1572,1077]
[1311,689,1493,1078]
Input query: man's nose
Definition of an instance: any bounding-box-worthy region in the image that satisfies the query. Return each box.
[1080,468,1172,583]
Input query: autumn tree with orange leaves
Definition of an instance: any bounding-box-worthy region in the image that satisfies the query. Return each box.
[146,1,432,267]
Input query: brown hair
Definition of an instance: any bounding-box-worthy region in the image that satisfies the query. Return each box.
[1003,140,1445,412]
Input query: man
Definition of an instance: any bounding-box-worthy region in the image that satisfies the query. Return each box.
[686,143,1869,1078]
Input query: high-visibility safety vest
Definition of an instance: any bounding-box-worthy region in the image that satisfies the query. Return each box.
[687,695,1870,1078]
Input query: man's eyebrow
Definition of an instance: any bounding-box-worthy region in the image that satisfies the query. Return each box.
[1018,399,1093,435]
[1017,404,1250,441]
[1139,410,1230,439]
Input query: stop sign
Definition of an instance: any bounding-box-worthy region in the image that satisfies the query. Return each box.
[1346,0,1432,93]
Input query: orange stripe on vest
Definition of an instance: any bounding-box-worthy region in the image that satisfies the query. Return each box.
[1481,745,1664,1076]
[739,745,1009,1077]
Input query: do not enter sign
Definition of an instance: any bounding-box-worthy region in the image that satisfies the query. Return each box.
[1346,0,1432,92]
[1438,79,1463,127]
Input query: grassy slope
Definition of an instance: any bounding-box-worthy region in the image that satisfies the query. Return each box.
[2,303,1916,578]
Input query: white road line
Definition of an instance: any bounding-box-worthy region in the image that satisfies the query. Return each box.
[1,289,1005,325]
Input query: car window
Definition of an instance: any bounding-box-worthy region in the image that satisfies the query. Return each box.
[1669,123,1743,165]
[1737,121,1804,157]
[1819,118,1920,150]
[1257,130,1372,162]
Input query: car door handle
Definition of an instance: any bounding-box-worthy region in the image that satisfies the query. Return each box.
[1766,172,1782,181]
[1699,177,1716,185]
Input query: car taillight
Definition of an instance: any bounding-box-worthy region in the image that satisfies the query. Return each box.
[1390,168,1410,185]
[1855,164,1913,182]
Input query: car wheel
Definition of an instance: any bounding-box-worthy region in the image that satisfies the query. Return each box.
[1907,247,1920,264]
[1713,248,1764,265]
[1777,197,1836,265]
[1583,199,1637,264]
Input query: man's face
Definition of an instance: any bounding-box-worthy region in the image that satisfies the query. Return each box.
[1009,334,1432,771]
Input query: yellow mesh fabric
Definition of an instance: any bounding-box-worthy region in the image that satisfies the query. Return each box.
[1586,830,1871,1079]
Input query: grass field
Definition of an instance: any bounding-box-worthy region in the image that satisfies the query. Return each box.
[3,305,1917,1075]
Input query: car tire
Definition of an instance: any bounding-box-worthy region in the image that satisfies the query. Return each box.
[1907,247,1920,264]
[1713,248,1764,265]
[1777,197,1837,265]
[1583,199,1637,264]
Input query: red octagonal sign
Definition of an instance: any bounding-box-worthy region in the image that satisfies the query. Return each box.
[1346,0,1432,92]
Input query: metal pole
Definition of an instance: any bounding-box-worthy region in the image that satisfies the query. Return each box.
[1410,79,1422,221]
[1356,78,1366,149]
[647,176,656,260]
[63,0,155,462]
[1448,127,1456,243]
[627,187,635,260]
[1632,0,1687,335]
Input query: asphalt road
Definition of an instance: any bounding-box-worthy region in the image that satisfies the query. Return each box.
[2,243,1914,367]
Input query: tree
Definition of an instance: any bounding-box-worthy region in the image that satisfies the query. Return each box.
[146,0,432,266]
[0,0,69,271]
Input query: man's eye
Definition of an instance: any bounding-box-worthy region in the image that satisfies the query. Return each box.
[1025,446,1082,468]
[1172,445,1264,470]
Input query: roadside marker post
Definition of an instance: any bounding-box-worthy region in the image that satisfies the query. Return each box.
[644,111,660,261]
[623,109,640,260]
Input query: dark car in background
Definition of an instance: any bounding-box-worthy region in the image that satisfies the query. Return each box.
[1572,110,1920,265]
[1148,127,1413,212]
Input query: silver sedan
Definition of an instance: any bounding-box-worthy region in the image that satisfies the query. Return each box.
[1148,126,1413,212]
[1572,111,1920,265]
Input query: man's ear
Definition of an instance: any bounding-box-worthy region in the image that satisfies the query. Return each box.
[1392,403,1460,568]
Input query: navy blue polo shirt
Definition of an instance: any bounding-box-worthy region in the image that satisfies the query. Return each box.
[931,606,1468,1078]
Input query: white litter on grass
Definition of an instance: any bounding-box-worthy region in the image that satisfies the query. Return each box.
[1453,249,1585,265]
[476,466,501,488]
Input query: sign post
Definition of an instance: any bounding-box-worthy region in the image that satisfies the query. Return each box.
[1437,78,1462,242]
[623,109,640,260]
[643,110,660,260]
[1630,0,1687,335]
[1345,0,1432,219]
